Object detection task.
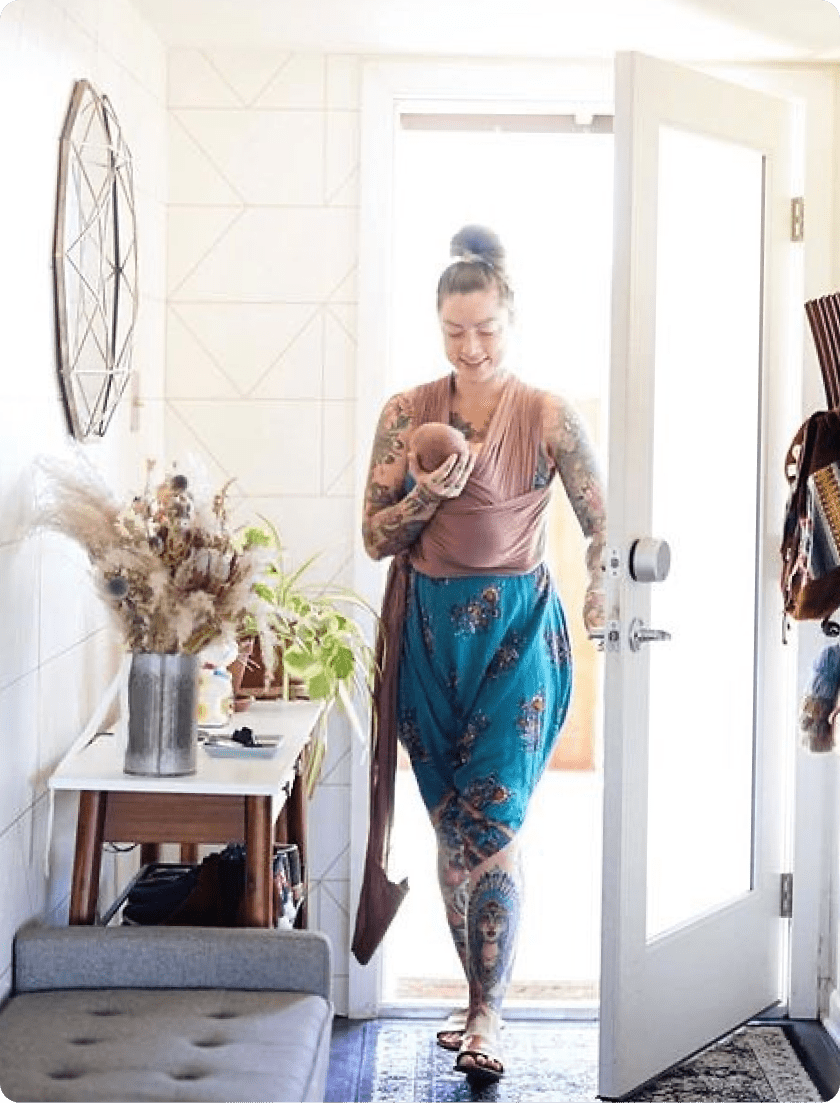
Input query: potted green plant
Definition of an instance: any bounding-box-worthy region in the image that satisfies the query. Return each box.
[236,521,378,793]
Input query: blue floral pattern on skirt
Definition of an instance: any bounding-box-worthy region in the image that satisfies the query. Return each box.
[397,564,572,849]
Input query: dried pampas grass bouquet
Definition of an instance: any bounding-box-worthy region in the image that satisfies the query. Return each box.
[33,453,274,657]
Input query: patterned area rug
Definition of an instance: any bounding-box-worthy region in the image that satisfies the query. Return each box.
[327,1020,823,1102]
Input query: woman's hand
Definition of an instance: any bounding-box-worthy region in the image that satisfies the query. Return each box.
[362,391,476,561]
[583,586,606,638]
[408,448,476,503]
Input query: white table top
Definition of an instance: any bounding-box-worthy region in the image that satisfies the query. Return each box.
[48,699,324,797]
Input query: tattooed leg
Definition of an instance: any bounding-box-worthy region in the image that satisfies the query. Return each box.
[430,792,518,1060]
[436,834,470,974]
[430,794,473,1050]
[459,841,522,1077]
[433,832,471,1050]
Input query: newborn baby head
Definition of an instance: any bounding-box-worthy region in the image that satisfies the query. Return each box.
[410,421,469,473]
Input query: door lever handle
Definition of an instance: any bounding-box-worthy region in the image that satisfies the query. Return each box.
[628,617,672,652]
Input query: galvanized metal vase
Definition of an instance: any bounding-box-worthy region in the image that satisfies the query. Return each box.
[124,652,199,776]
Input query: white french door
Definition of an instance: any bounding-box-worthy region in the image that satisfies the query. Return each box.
[599,53,797,1098]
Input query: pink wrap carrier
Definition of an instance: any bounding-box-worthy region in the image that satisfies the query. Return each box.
[351,373,550,964]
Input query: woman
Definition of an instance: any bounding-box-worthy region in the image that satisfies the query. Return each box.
[353,225,606,1084]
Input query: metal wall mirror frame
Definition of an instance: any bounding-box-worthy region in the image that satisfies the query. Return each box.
[53,79,138,440]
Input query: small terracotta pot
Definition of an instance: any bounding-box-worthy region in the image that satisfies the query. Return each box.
[228,637,255,698]
[234,636,309,702]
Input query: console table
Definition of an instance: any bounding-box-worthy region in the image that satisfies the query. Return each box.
[49,698,323,928]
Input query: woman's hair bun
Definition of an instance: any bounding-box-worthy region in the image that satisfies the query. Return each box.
[437,224,513,313]
[450,225,506,271]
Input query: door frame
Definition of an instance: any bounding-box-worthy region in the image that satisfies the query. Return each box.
[350,55,833,1022]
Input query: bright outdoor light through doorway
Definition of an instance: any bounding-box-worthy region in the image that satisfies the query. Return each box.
[383,117,613,1008]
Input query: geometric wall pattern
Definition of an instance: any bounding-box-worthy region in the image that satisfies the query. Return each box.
[166,48,363,1013]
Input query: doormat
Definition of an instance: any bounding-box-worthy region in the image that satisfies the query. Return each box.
[326,1020,823,1102]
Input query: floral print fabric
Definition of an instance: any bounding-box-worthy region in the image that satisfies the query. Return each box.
[397,563,572,854]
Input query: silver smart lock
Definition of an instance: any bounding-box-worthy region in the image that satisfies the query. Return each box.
[628,537,671,583]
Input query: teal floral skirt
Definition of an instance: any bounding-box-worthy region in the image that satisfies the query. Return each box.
[397,563,573,867]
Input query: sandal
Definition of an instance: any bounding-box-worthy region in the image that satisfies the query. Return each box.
[455,1031,505,1085]
[435,1007,468,1051]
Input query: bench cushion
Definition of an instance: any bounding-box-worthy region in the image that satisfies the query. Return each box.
[0,987,332,1102]
[12,926,332,1001]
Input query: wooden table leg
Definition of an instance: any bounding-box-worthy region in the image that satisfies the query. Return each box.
[140,843,162,866]
[243,795,272,927]
[286,764,309,929]
[179,843,200,864]
[69,791,107,924]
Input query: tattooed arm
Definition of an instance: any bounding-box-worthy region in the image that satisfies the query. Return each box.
[362,391,474,560]
[543,393,607,633]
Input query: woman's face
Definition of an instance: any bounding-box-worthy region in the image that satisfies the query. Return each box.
[439,286,509,383]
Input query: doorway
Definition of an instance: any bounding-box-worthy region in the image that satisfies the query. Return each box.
[379,115,614,1011]
[353,55,830,1094]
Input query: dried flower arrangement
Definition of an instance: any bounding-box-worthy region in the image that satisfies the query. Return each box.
[35,456,275,657]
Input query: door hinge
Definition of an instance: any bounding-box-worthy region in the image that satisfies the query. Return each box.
[780,872,793,918]
[791,197,805,243]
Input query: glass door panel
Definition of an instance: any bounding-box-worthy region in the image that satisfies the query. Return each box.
[646,126,766,939]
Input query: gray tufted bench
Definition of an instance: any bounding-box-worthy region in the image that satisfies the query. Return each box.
[0,925,333,1102]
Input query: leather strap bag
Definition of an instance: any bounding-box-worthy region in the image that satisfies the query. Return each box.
[781,409,840,622]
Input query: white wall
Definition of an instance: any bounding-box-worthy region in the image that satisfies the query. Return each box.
[164,47,362,1013]
[0,0,168,999]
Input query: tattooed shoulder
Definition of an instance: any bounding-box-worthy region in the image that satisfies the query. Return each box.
[543,392,585,458]
[371,392,414,469]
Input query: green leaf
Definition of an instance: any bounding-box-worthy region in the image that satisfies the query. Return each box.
[306,672,332,699]
[283,645,315,672]
[243,526,272,548]
[332,645,354,680]
[304,738,326,797]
